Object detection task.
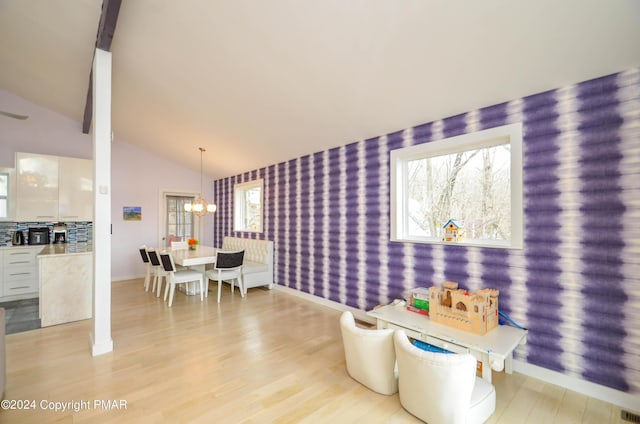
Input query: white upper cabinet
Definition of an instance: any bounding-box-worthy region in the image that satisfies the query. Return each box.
[16,153,59,221]
[58,156,93,221]
[16,153,93,222]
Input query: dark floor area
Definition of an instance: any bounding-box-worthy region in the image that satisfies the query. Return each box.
[0,298,40,334]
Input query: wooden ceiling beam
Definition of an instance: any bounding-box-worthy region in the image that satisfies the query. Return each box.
[82,0,122,134]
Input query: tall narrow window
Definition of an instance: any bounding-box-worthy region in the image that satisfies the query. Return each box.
[0,172,8,219]
[234,179,263,232]
[391,123,523,249]
[166,195,194,242]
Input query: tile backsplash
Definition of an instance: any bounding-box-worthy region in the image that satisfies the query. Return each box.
[0,221,92,247]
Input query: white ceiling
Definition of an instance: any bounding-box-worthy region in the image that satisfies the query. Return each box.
[1,1,639,180]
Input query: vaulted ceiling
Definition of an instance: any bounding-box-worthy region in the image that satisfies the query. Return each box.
[1,1,639,179]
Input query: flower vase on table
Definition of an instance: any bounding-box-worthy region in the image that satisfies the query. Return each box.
[187,238,199,250]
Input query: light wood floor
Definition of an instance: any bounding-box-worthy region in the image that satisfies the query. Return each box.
[1,279,627,423]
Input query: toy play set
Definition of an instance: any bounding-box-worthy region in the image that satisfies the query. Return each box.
[428,281,499,335]
[407,281,500,335]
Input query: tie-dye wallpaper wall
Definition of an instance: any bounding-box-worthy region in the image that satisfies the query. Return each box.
[213,68,639,395]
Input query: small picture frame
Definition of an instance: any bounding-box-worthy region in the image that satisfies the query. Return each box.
[123,206,142,221]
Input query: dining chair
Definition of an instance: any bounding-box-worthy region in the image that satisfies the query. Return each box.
[170,241,189,270]
[204,250,245,303]
[159,252,205,307]
[393,330,496,424]
[170,241,188,250]
[339,311,398,395]
[139,245,153,292]
[147,249,169,297]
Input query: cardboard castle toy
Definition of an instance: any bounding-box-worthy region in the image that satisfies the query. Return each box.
[428,281,499,335]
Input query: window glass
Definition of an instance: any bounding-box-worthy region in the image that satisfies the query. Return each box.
[0,173,8,219]
[234,179,263,232]
[166,195,194,242]
[390,123,523,249]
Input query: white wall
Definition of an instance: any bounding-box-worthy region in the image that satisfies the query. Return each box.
[0,89,215,280]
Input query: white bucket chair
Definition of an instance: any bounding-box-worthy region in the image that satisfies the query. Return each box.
[339,311,398,395]
[393,330,496,424]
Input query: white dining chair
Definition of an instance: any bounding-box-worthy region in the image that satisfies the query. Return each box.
[204,250,245,303]
[139,245,153,292]
[147,249,169,297]
[170,241,188,250]
[159,252,205,307]
[170,241,189,270]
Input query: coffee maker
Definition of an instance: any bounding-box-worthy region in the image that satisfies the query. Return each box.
[53,223,67,244]
[28,227,50,245]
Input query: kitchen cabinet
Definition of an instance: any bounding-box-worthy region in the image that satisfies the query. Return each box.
[58,156,93,221]
[38,246,92,327]
[16,152,93,222]
[0,246,41,301]
[15,153,59,221]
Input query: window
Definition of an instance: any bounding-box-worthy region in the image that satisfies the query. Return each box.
[390,123,523,249]
[0,172,8,219]
[234,179,263,232]
[166,195,194,242]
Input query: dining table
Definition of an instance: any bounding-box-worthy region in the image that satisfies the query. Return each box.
[170,245,218,295]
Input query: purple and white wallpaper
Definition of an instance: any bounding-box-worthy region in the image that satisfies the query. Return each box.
[213,68,640,395]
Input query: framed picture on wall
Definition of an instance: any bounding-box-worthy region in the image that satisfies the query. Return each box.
[123,206,142,221]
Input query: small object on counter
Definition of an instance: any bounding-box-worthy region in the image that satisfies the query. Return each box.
[408,287,430,312]
[53,223,67,243]
[11,230,24,245]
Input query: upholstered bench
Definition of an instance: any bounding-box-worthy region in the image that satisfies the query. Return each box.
[221,237,274,294]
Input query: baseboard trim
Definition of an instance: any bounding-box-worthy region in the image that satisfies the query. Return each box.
[513,360,639,412]
[274,284,638,412]
[273,285,375,324]
[112,274,143,282]
[89,332,113,357]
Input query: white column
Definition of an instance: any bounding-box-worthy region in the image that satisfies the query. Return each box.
[91,48,114,356]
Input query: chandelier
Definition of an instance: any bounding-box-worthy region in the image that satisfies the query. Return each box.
[184,147,217,216]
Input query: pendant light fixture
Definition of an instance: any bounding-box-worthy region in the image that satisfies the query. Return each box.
[184,147,217,215]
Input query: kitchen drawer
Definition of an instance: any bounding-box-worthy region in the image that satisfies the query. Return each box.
[3,278,37,295]
[4,265,37,282]
[4,249,39,267]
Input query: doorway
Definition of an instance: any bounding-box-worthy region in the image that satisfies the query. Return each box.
[160,193,197,247]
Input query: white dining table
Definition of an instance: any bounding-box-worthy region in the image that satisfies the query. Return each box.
[170,245,217,295]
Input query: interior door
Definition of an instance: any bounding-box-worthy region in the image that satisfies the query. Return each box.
[162,194,196,247]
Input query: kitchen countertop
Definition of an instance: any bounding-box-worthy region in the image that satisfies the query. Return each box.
[38,243,93,257]
[0,243,93,255]
[0,244,46,251]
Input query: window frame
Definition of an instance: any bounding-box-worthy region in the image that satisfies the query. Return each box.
[0,168,15,221]
[166,195,195,243]
[234,178,264,233]
[390,122,523,249]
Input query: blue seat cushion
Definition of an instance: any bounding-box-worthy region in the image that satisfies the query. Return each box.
[412,339,453,354]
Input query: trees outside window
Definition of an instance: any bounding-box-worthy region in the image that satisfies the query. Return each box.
[234,179,263,233]
[391,123,523,249]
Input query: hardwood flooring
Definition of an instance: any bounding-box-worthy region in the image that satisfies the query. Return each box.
[1,279,628,423]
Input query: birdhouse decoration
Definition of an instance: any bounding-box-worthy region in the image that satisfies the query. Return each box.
[442,219,464,242]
